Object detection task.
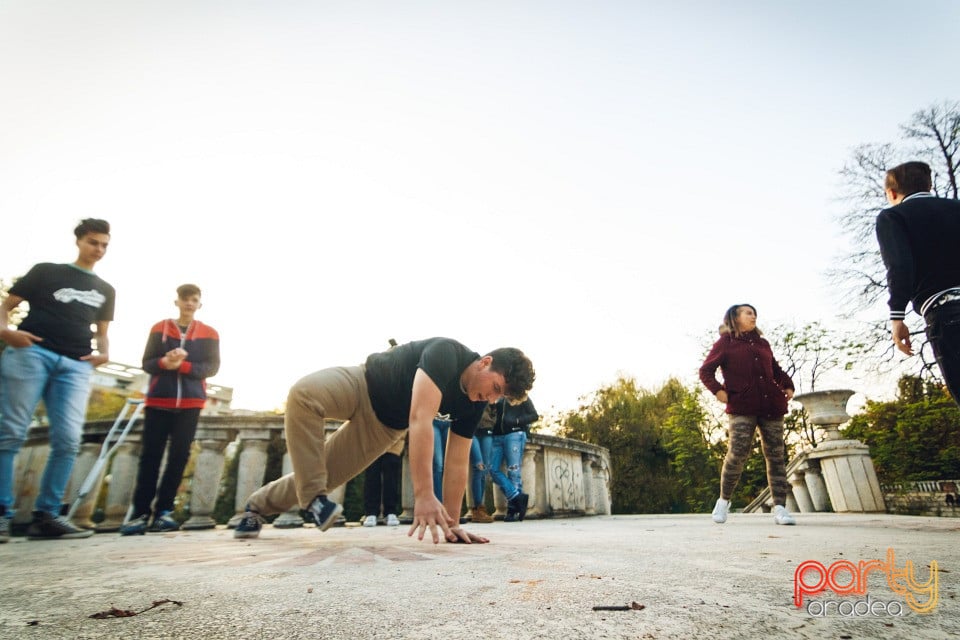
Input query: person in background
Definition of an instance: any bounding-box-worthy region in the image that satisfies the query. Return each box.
[362,435,405,527]
[490,394,538,522]
[468,403,496,523]
[699,303,796,526]
[0,218,115,542]
[120,284,220,535]
[876,160,960,407]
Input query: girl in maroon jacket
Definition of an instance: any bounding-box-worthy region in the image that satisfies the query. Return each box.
[699,303,796,526]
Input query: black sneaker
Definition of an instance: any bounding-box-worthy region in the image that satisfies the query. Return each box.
[149,510,181,532]
[119,514,149,536]
[234,505,264,539]
[508,492,529,522]
[27,510,94,540]
[305,495,343,532]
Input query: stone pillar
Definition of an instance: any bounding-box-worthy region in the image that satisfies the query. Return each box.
[228,436,270,528]
[803,461,830,512]
[399,449,414,524]
[65,441,103,527]
[582,456,597,516]
[593,460,611,515]
[97,439,140,531]
[272,450,305,528]
[521,443,539,518]
[12,443,48,526]
[788,471,815,513]
[182,437,228,530]
[809,441,885,512]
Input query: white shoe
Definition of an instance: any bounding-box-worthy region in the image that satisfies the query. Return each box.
[362,515,377,527]
[712,498,730,524]
[773,505,796,526]
[386,513,400,527]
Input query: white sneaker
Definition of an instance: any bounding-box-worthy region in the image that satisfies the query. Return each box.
[712,498,730,524]
[386,513,400,527]
[773,505,796,526]
[362,515,377,527]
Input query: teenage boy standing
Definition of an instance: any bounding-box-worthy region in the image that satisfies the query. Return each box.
[0,219,115,541]
[120,284,220,535]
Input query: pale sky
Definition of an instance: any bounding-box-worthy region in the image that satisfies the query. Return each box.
[1,1,956,417]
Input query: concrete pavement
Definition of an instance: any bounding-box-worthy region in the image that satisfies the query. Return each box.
[0,512,957,639]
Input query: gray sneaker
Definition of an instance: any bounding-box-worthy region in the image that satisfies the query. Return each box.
[27,510,94,540]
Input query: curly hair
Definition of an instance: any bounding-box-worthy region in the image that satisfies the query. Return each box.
[486,347,535,401]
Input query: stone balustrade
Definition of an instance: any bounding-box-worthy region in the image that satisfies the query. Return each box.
[8,415,611,530]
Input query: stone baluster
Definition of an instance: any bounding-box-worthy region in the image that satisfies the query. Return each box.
[64,441,103,528]
[97,437,141,531]
[788,470,815,513]
[272,449,306,528]
[399,449,414,524]
[182,434,229,530]
[228,434,270,528]
[593,459,611,515]
[582,455,597,516]
[522,444,540,518]
[11,442,49,527]
[803,461,830,511]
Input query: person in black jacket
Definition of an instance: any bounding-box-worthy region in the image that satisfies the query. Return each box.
[876,160,960,405]
[490,395,538,521]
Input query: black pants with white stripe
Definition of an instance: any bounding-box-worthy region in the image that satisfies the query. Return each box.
[926,300,960,407]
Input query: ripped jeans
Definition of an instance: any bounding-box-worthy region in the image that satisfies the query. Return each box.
[490,430,527,501]
[469,433,493,508]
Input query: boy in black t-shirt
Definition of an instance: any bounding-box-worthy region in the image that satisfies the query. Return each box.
[0,219,115,542]
[234,338,535,545]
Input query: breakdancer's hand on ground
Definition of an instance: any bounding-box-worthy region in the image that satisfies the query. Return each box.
[408,494,456,544]
[445,526,489,544]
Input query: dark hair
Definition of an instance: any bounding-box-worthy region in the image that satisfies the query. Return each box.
[74,218,110,239]
[885,161,932,197]
[177,283,202,298]
[486,347,535,401]
[720,303,761,337]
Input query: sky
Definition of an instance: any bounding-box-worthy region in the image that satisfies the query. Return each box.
[1,1,957,419]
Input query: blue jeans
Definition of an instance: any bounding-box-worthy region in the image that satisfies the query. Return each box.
[490,430,527,501]
[432,417,450,501]
[0,345,93,514]
[470,433,493,508]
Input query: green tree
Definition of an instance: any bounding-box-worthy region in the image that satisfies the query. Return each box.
[558,376,684,513]
[842,376,960,485]
[660,385,726,512]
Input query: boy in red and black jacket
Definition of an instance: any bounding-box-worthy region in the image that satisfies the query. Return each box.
[120,283,220,535]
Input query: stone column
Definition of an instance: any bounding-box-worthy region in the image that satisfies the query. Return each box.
[272,450,305,528]
[182,436,228,530]
[399,448,414,524]
[521,444,539,518]
[803,461,830,512]
[65,441,104,527]
[97,439,141,531]
[809,441,885,512]
[228,436,270,528]
[582,456,597,516]
[12,443,48,526]
[788,470,815,513]
[593,460,611,515]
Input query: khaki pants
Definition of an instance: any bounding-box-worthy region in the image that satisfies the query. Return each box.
[247,365,406,515]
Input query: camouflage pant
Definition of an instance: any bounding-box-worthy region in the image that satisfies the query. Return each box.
[720,414,790,506]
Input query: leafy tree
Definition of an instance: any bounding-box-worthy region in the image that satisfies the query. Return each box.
[842,376,960,485]
[830,100,960,381]
[660,385,725,512]
[558,376,683,513]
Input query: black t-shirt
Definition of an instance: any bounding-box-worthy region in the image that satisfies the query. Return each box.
[10,263,116,360]
[364,337,487,437]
